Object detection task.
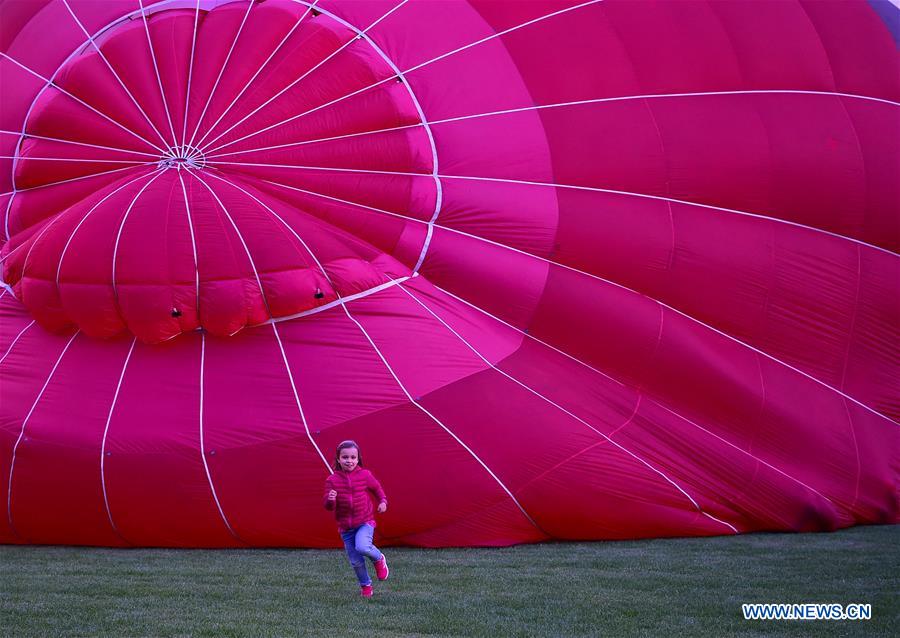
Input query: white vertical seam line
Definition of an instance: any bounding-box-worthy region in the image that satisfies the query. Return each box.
[100,337,137,543]
[176,172,201,317]
[192,169,332,489]
[3,190,14,241]
[7,331,80,539]
[199,332,244,541]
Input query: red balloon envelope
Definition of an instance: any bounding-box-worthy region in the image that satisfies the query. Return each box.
[0,0,897,547]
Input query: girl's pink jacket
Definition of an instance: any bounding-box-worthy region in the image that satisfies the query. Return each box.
[323,467,387,532]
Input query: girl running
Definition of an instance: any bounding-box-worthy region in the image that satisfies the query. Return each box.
[324,440,389,597]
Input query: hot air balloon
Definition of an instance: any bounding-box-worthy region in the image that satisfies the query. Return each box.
[0,0,897,548]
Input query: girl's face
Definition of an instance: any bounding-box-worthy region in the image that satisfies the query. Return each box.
[338,447,359,472]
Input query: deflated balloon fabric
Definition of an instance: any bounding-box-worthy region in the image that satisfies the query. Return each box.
[0,0,897,547]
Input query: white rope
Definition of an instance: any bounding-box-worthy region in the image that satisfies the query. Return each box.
[99,337,136,544]
[6,164,155,196]
[256,172,898,425]
[191,167,332,525]
[0,52,167,155]
[180,0,202,149]
[431,281,844,512]
[199,169,410,326]
[0,129,159,157]
[203,121,421,159]
[199,332,245,541]
[185,0,255,150]
[182,167,271,317]
[3,190,14,242]
[270,322,333,473]
[259,276,410,326]
[204,88,900,161]
[110,172,167,307]
[7,331,80,539]
[196,0,408,155]
[190,0,322,150]
[0,172,154,271]
[0,170,160,285]
[436,175,900,259]
[201,0,604,157]
[206,159,899,258]
[339,291,546,535]
[138,0,180,148]
[187,169,332,473]
[55,170,165,295]
[199,170,542,533]
[397,280,739,533]
[61,0,174,153]
[176,171,201,318]
[0,320,35,365]
[0,156,151,164]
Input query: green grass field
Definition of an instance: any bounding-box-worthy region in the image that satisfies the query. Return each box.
[1,525,897,637]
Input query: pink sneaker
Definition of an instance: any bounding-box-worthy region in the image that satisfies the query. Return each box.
[360,584,373,598]
[374,555,389,581]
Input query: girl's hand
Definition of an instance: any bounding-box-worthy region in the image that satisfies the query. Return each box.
[377,502,387,513]
[327,490,337,501]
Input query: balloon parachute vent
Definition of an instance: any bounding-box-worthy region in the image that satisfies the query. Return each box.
[158,146,206,170]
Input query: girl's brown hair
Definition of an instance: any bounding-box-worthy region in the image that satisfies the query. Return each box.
[333,440,363,471]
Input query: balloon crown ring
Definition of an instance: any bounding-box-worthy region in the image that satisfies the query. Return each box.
[158,145,206,170]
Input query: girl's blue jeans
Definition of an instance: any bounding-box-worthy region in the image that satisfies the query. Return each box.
[340,524,383,586]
